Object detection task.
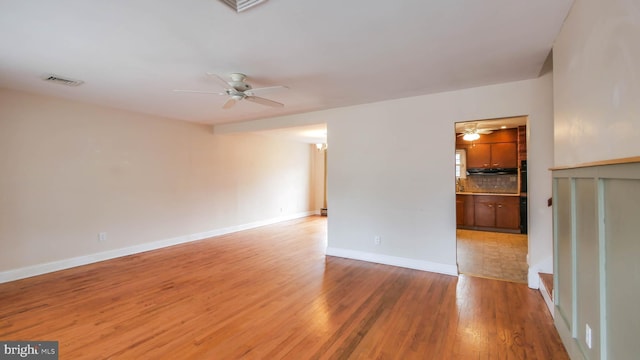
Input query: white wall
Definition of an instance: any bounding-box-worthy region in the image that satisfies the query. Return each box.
[0,89,314,280]
[217,75,556,286]
[554,0,640,166]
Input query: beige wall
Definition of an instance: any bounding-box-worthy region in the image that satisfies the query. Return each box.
[0,89,313,277]
[553,0,640,166]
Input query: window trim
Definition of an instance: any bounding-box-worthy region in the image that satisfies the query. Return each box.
[456,149,467,179]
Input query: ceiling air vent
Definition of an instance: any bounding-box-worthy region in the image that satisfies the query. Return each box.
[219,0,267,12]
[42,74,84,87]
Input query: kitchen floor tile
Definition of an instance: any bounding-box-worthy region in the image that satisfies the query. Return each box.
[456,229,528,283]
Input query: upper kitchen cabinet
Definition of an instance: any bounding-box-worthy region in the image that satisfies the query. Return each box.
[466,143,491,168]
[490,142,517,168]
[466,143,517,168]
[459,129,518,169]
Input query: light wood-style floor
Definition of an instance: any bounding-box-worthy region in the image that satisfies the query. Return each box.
[0,216,567,359]
[457,229,529,283]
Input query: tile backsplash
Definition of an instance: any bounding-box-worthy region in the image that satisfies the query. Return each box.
[458,174,518,193]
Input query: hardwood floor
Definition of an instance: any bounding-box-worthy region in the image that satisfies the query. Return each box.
[0,216,567,359]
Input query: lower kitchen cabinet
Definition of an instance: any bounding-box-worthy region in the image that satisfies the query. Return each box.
[472,195,520,230]
[496,198,520,229]
[456,195,475,227]
[456,196,464,226]
[474,196,497,227]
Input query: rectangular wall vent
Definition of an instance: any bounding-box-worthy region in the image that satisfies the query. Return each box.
[219,0,267,12]
[42,74,84,87]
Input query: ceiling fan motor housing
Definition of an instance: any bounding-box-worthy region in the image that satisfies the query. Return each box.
[229,73,251,91]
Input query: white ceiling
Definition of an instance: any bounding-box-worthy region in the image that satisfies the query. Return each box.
[0,0,573,127]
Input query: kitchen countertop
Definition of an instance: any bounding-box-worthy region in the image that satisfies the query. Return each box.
[456,191,520,197]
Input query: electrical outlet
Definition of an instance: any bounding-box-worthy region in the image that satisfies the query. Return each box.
[374,235,381,245]
[98,232,107,242]
[585,324,592,349]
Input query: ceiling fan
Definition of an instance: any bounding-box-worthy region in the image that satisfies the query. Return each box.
[457,123,494,141]
[174,73,288,109]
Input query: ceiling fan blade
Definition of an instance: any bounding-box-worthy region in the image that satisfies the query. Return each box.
[245,85,289,95]
[222,98,237,109]
[245,96,284,108]
[205,72,232,89]
[173,89,225,95]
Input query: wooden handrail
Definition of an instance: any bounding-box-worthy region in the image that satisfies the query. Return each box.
[550,156,640,171]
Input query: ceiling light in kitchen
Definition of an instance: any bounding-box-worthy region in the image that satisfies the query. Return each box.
[463,133,480,141]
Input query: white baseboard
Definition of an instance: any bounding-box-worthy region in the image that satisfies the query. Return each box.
[326,247,458,277]
[0,211,315,284]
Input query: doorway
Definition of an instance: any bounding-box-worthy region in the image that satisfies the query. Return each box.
[250,123,327,216]
[454,117,528,283]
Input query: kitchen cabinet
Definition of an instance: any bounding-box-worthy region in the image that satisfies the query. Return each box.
[456,195,475,227]
[466,142,517,169]
[474,196,495,227]
[490,143,518,168]
[473,195,520,230]
[456,197,464,226]
[466,144,490,169]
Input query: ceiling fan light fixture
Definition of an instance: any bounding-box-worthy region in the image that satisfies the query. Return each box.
[176,72,287,110]
[219,0,267,12]
[463,133,480,141]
